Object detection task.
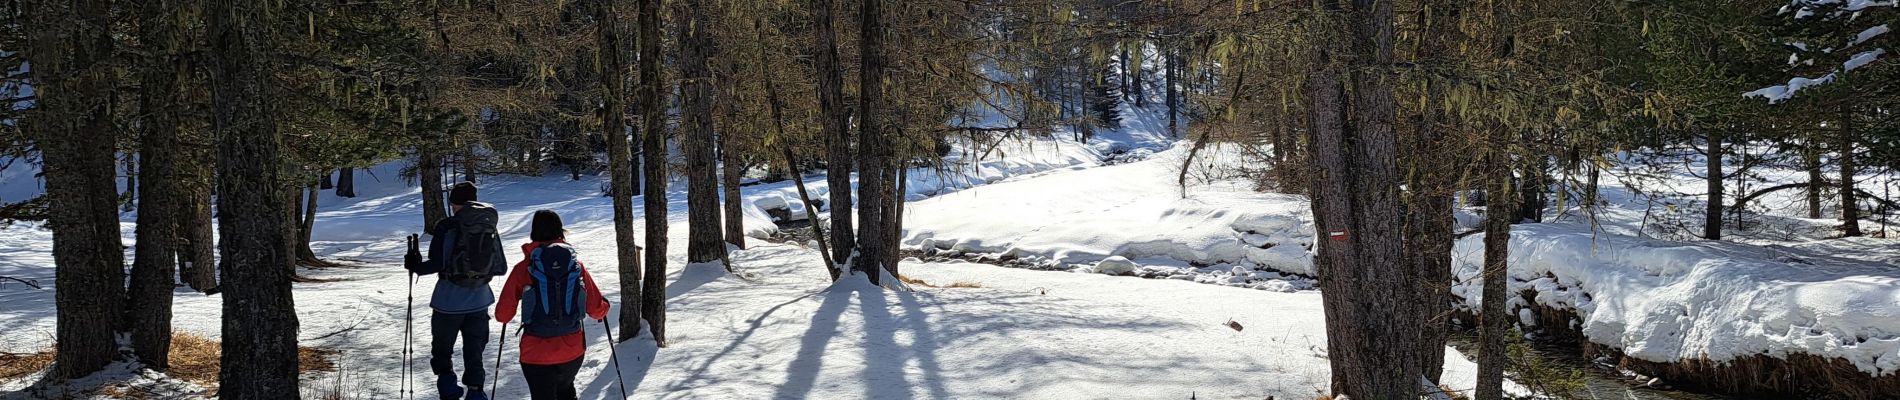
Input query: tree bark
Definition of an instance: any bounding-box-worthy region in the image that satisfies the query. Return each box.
[1840,108,1862,237]
[1705,129,1724,240]
[679,0,726,264]
[856,0,901,284]
[637,0,670,345]
[208,0,302,394]
[419,149,447,233]
[128,0,185,368]
[718,78,747,250]
[24,0,127,379]
[335,167,356,198]
[1477,136,1515,400]
[597,0,645,344]
[1305,0,1423,395]
[1804,143,1823,219]
[299,184,319,263]
[1405,5,1458,377]
[179,127,218,291]
[1476,3,1516,399]
[813,0,856,268]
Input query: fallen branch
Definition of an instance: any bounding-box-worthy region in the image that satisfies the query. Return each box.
[0,276,42,289]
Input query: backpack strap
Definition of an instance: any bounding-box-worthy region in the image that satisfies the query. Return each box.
[529,247,550,315]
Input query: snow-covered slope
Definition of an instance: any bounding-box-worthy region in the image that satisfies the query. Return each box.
[902,144,1318,277]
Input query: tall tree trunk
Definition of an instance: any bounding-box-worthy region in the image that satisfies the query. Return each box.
[319,170,333,190]
[679,0,725,264]
[1805,142,1823,219]
[1476,3,1515,399]
[1131,39,1145,108]
[179,127,218,291]
[24,0,126,379]
[637,0,670,345]
[814,0,856,268]
[1405,4,1458,377]
[419,149,447,233]
[857,0,899,284]
[597,0,645,343]
[1476,132,1515,400]
[1165,46,1179,137]
[1306,0,1422,395]
[1705,129,1724,240]
[128,0,185,368]
[299,184,319,263]
[208,0,302,394]
[1345,0,1417,393]
[1839,108,1861,237]
[717,72,747,250]
[335,167,356,198]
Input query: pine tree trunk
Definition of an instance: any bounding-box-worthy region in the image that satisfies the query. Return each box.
[1305,0,1423,396]
[24,0,127,379]
[856,0,900,284]
[179,126,218,291]
[679,0,725,264]
[1405,9,1459,376]
[208,0,302,394]
[1705,129,1724,240]
[815,0,856,268]
[637,0,670,345]
[1476,135,1515,400]
[1805,143,1823,219]
[336,167,356,198]
[717,73,747,250]
[1131,39,1145,108]
[1840,107,1861,237]
[419,149,447,233]
[128,0,184,368]
[597,0,645,343]
[319,170,333,190]
[1165,48,1179,137]
[1476,3,1515,399]
[299,184,319,263]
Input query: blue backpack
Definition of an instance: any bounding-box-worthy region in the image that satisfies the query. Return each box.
[521,243,586,337]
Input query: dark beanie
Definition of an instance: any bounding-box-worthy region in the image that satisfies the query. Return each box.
[530,210,565,242]
[448,182,478,205]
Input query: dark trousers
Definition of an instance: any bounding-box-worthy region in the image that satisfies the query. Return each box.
[520,357,583,400]
[430,311,491,391]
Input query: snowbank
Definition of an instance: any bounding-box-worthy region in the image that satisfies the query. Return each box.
[1451,223,1900,376]
[902,144,1318,276]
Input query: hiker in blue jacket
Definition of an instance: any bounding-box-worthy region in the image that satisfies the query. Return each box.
[405,182,508,400]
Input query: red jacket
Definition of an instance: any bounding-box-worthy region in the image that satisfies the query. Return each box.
[496,240,611,365]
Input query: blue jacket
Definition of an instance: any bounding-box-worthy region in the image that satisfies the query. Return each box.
[407,203,509,314]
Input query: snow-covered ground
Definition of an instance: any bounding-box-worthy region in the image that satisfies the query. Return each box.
[888,135,1900,385]
[1,121,1539,399]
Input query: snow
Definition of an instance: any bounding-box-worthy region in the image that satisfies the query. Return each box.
[1851,24,1890,47]
[903,144,1318,277]
[1449,223,1900,376]
[1091,255,1138,275]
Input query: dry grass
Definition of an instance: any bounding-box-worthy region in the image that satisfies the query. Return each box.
[0,333,338,392]
[0,348,55,380]
[167,332,339,386]
[896,274,982,288]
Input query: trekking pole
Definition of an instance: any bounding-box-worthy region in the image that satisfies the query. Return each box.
[404,272,416,400]
[491,321,508,397]
[599,319,629,399]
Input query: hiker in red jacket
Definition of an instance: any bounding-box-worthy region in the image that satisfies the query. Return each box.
[496,210,610,400]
